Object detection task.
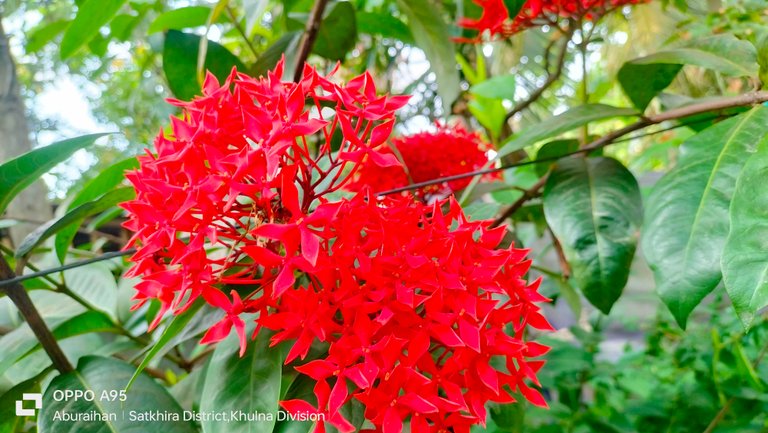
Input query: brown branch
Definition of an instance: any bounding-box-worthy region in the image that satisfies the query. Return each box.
[548,225,571,278]
[0,254,73,373]
[293,0,330,82]
[491,175,548,228]
[504,31,572,123]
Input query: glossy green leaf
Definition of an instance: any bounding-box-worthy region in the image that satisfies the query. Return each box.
[396,0,460,107]
[642,107,768,327]
[200,329,282,433]
[38,356,196,433]
[148,6,214,33]
[60,0,128,59]
[19,311,117,363]
[355,12,413,43]
[470,74,516,100]
[0,133,112,216]
[721,136,768,330]
[535,139,580,176]
[126,300,204,391]
[64,262,119,319]
[26,20,69,53]
[54,157,137,262]
[618,63,682,111]
[503,0,526,17]
[16,187,134,258]
[162,30,245,100]
[496,104,638,159]
[313,1,357,61]
[543,157,643,314]
[251,32,302,78]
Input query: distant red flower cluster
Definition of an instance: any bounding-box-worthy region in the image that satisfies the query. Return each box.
[459,0,649,40]
[122,61,551,433]
[347,123,499,200]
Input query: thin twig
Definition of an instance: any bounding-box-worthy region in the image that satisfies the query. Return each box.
[226,5,259,59]
[491,175,548,228]
[0,249,135,288]
[293,0,330,82]
[504,29,573,123]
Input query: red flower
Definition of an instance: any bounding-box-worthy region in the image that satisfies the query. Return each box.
[458,0,649,40]
[122,61,551,433]
[347,123,499,200]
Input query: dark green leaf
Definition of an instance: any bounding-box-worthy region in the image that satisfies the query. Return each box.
[16,187,134,258]
[355,12,413,43]
[543,157,643,314]
[55,157,138,262]
[38,356,196,433]
[252,32,302,78]
[470,74,516,100]
[722,136,768,330]
[26,20,69,53]
[148,6,214,33]
[396,0,460,108]
[0,133,113,216]
[502,0,526,17]
[642,107,768,327]
[200,329,282,433]
[535,139,580,176]
[497,105,638,159]
[313,1,357,61]
[60,0,128,59]
[126,301,204,391]
[618,63,682,111]
[162,30,246,100]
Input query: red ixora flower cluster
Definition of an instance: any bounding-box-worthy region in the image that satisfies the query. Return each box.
[459,0,649,40]
[122,60,552,433]
[347,123,499,201]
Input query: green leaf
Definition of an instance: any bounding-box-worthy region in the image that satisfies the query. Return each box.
[0,133,112,216]
[502,0,526,17]
[313,1,357,61]
[64,262,119,319]
[396,0,460,108]
[619,35,758,110]
[543,157,643,314]
[535,139,580,176]
[470,74,517,100]
[55,157,138,262]
[642,107,768,327]
[641,35,758,76]
[162,30,246,101]
[496,104,638,160]
[0,377,42,433]
[721,136,768,330]
[355,12,413,43]
[16,187,134,258]
[38,356,196,433]
[26,20,69,53]
[200,329,282,433]
[618,63,682,111]
[18,311,117,363]
[251,32,302,78]
[148,6,214,34]
[126,301,204,391]
[60,0,128,59]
